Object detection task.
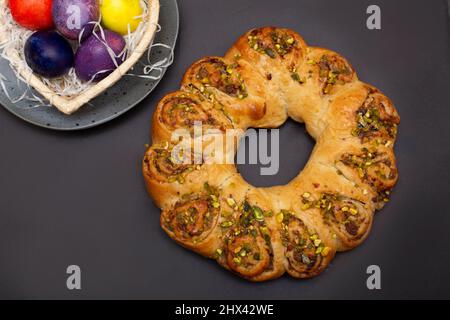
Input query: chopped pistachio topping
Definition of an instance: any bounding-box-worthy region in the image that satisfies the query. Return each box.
[301,192,364,236]
[276,212,284,224]
[220,221,233,228]
[248,30,298,59]
[286,36,295,45]
[352,101,398,142]
[291,72,305,84]
[340,147,396,185]
[150,144,197,185]
[233,257,242,264]
[301,203,311,210]
[212,201,220,208]
[195,59,248,100]
[317,55,352,94]
[313,239,322,247]
[315,246,323,255]
[252,206,265,221]
[321,246,331,257]
[226,197,237,208]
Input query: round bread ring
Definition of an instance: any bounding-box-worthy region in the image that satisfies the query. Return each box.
[143,27,400,281]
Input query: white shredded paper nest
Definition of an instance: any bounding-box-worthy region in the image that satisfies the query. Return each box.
[0,0,173,110]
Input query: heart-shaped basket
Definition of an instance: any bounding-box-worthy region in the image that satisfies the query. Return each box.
[0,0,160,115]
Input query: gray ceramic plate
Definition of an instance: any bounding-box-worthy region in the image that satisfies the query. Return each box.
[0,0,178,131]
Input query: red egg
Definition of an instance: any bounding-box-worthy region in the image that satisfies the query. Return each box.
[9,0,54,31]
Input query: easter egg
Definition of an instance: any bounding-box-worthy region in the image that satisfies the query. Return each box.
[74,30,126,82]
[100,0,143,35]
[24,31,74,78]
[9,0,54,31]
[52,0,99,40]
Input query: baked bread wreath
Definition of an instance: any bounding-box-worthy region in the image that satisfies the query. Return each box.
[143,27,400,281]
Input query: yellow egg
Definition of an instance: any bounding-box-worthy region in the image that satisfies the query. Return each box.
[100,0,143,35]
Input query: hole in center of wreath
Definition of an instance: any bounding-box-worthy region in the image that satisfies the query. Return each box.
[236,119,315,187]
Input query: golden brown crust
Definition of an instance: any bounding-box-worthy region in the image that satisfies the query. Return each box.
[160,185,224,257]
[143,27,400,281]
[181,56,269,128]
[143,140,237,209]
[151,90,233,144]
[280,212,336,278]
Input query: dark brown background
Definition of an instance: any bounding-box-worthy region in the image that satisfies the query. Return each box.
[0,0,449,299]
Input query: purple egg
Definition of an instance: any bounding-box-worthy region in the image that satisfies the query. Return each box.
[52,0,99,40]
[74,30,126,82]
